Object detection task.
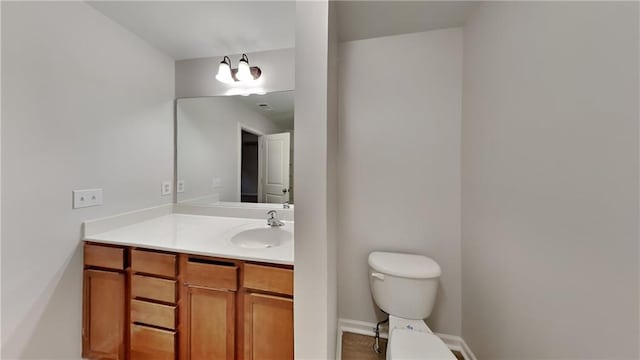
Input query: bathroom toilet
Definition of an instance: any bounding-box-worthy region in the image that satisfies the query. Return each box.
[368,251,455,360]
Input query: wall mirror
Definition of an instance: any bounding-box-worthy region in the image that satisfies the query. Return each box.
[176,91,294,207]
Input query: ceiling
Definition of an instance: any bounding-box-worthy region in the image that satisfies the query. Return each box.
[88,1,295,60]
[89,1,476,60]
[336,1,478,42]
[237,91,294,130]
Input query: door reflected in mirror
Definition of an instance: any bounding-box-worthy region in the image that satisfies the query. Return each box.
[176,91,294,207]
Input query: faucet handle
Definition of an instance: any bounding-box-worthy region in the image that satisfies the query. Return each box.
[266,210,284,227]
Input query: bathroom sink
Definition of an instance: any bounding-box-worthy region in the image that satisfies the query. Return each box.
[230,227,292,249]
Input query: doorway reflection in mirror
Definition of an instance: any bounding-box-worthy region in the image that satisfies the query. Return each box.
[176,90,294,208]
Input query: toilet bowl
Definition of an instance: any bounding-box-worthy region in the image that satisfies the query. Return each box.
[368,251,455,360]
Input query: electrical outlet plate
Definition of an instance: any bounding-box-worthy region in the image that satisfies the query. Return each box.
[177,180,185,193]
[73,189,103,209]
[161,181,172,196]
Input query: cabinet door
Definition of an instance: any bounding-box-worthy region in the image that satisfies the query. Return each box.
[82,269,126,360]
[243,293,293,360]
[180,285,235,360]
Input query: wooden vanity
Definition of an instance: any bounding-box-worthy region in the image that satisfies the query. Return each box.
[82,242,293,360]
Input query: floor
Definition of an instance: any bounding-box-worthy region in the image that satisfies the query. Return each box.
[341,332,464,360]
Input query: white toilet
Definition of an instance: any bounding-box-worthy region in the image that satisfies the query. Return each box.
[368,251,456,359]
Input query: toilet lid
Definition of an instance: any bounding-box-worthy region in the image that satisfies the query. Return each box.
[389,329,456,360]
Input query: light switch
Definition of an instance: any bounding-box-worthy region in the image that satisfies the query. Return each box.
[177,180,185,193]
[73,189,103,209]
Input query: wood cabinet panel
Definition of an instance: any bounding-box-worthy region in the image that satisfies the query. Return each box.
[82,269,126,360]
[180,285,235,360]
[84,243,124,270]
[130,324,175,360]
[82,242,293,360]
[131,275,176,303]
[131,249,176,278]
[243,263,293,296]
[131,299,176,330]
[243,293,294,360]
[183,257,238,291]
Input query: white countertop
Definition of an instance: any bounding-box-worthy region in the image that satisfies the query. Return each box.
[84,214,294,265]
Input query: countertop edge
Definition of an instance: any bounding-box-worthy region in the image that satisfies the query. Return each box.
[83,237,294,266]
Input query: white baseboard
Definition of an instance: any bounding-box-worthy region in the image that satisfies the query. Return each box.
[337,318,477,360]
[437,333,477,360]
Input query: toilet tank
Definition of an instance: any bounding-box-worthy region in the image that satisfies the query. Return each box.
[368,251,441,320]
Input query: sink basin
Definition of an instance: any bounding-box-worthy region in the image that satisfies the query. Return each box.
[230,227,292,249]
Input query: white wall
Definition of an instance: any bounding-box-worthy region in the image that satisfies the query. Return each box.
[294,1,339,358]
[327,1,339,355]
[462,2,639,359]
[337,29,463,335]
[175,47,294,98]
[177,97,281,203]
[1,2,175,358]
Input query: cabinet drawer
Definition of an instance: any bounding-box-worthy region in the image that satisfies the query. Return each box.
[183,258,238,291]
[131,299,176,330]
[243,263,293,296]
[84,243,124,270]
[130,324,175,360]
[131,275,177,304]
[131,249,176,278]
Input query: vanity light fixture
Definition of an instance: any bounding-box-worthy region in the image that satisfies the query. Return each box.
[215,56,234,84]
[215,54,262,84]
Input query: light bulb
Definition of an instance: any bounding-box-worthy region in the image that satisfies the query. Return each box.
[215,60,234,84]
[237,56,253,82]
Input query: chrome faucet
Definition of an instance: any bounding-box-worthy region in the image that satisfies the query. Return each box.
[283,201,290,209]
[267,210,284,227]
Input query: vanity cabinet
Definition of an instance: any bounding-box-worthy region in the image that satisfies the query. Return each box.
[179,255,238,360]
[82,243,293,360]
[82,244,126,360]
[241,263,294,360]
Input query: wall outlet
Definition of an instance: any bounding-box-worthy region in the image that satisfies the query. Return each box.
[161,181,172,196]
[73,189,103,209]
[177,180,185,193]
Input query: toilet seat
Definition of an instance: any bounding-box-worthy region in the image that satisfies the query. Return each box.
[387,329,456,360]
